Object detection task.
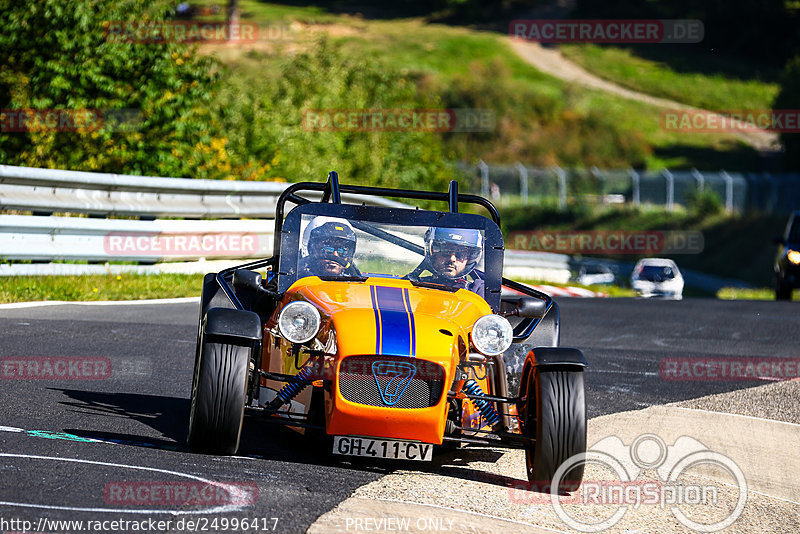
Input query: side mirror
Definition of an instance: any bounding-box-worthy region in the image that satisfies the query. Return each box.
[501,297,548,318]
[232,269,263,293]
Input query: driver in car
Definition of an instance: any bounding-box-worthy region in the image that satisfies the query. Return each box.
[298,219,361,278]
[407,227,485,297]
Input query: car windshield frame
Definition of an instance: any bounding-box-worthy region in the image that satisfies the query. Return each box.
[277,202,504,311]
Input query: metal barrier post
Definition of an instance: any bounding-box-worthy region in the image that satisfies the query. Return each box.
[691,168,704,193]
[553,166,567,211]
[516,162,529,204]
[629,168,640,207]
[720,170,734,213]
[479,160,489,198]
[662,169,674,212]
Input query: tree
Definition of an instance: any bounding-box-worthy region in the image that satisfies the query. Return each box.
[774,56,800,170]
[0,0,222,177]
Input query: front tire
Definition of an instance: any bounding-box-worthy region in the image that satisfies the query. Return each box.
[188,335,251,454]
[521,367,586,493]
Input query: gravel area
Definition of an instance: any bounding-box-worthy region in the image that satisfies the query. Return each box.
[346,447,800,533]
[675,379,800,424]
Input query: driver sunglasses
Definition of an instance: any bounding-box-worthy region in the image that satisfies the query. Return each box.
[321,243,351,257]
[431,243,471,261]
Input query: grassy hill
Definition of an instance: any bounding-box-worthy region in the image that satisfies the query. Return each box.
[190,1,765,177]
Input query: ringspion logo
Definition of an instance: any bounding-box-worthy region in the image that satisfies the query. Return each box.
[510,434,747,532]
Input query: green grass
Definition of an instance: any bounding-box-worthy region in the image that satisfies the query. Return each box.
[206,6,756,171]
[716,287,776,300]
[0,274,204,303]
[560,44,779,112]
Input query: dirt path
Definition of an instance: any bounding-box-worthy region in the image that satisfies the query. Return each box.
[509,39,780,152]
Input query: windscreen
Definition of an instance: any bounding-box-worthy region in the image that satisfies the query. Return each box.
[297,214,486,281]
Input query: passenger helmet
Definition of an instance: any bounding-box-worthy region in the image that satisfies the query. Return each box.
[424,227,483,279]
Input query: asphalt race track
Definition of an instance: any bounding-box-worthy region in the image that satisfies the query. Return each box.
[0,297,797,533]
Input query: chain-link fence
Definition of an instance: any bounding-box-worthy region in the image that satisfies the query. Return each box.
[454,161,800,214]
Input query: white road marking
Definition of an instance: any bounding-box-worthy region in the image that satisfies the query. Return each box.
[0,453,250,515]
[0,297,199,309]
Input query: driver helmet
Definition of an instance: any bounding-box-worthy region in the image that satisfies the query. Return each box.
[301,218,357,270]
[424,227,483,279]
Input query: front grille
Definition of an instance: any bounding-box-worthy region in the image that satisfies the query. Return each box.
[338,355,445,409]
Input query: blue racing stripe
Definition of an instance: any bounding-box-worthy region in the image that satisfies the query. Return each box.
[403,288,416,358]
[374,286,411,357]
[370,285,381,354]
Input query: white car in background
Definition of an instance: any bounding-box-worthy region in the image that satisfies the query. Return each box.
[631,258,684,300]
[576,262,616,286]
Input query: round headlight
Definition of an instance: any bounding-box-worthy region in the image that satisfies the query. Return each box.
[788,249,800,265]
[471,314,513,356]
[278,301,321,344]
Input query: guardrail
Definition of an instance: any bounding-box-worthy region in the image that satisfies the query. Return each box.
[0,164,406,218]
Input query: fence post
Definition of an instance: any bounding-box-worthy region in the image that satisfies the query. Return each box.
[478,159,489,198]
[629,167,640,207]
[516,162,529,204]
[691,168,704,193]
[590,166,602,202]
[662,168,674,212]
[720,170,734,213]
[553,165,567,211]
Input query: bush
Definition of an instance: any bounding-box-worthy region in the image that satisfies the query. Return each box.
[0,0,222,177]
[686,189,723,217]
[214,38,453,189]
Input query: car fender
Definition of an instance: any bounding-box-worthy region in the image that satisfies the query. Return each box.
[204,307,262,342]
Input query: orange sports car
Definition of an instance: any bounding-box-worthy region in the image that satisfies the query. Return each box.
[188,174,587,491]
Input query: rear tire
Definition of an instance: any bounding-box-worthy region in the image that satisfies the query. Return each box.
[188,335,251,454]
[521,367,586,493]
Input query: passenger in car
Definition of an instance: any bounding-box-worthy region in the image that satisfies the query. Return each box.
[407,227,485,297]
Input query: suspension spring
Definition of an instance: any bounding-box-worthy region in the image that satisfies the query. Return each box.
[462,379,501,427]
[271,364,315,408]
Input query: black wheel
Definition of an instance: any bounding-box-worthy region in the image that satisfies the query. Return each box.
[776,276,792,300]
[188,335,251,454]
[521,366,586,493]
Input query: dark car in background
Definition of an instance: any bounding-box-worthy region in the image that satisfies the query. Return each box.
[774,211,800,300]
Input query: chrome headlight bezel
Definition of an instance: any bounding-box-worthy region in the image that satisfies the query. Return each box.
[277,301,321,344]
[470,314,513,356]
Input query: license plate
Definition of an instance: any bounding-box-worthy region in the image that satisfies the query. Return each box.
[332,436,434,461]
